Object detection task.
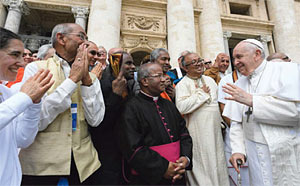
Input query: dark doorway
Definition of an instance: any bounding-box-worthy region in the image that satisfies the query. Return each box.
[131,51,150,67]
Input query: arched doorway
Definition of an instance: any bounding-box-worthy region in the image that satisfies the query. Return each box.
[131,50,151,67]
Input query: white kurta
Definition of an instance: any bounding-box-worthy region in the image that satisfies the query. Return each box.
[218,72,250,186]
[21,54,105,131]
[0,85,41,186]
[223,60,300,186]
[176,75,229,186]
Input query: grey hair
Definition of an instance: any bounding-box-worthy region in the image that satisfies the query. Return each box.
[37,44,53,59]
[138,63,153,83]
[150,48,168,62]
[51,23,73,47]
[181,51,192,67]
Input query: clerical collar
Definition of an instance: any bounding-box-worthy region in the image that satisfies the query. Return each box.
[140,90,159,101]
[248,60,267,79]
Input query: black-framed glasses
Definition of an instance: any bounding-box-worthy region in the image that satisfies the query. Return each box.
[89,50,101,57]
[63,32,88,41]
[146,73,165,79]
[186,59,204,66]
[204,61,212,65]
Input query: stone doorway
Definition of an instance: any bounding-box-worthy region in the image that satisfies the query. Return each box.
[131,50,150,67]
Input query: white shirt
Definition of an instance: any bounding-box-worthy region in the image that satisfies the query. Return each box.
[22,55,105,131]
[0,85,41,186]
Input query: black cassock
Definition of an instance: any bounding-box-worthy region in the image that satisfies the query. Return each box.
[118,92,193,185]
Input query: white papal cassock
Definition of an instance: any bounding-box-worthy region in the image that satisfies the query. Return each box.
[0,84,40,186]
[223,60,300,186]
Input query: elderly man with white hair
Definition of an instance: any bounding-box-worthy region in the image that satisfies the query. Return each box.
[222,39,300,186]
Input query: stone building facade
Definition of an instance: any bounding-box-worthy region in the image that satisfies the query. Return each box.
[1,0,300,68]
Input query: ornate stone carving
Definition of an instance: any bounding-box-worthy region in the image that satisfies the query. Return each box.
[2,0,29,15]
[71,6,89,19]
[122,13,165,34]
[127,15,160,31]
[121,35,166,50]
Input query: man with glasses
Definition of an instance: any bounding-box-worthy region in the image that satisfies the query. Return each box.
[167,50,190,85]
[117,63,192,185]
[266,52,291,62]
[19,23,105,185]
[204,59,212,70]
[204,53,230,84]
[176,52,229,186]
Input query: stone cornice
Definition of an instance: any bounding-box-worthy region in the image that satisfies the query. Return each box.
[221,15,274,30]
[24,0,90,13]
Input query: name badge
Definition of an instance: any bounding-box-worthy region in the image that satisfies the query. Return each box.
[71,103,77,131]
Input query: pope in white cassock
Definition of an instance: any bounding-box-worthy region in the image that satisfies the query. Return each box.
[176,52,229,186]
[0,27,54,186]
[223,39,300,186]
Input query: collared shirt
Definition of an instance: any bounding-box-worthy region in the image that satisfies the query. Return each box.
[0,84,41,186]
[21,54,105,131]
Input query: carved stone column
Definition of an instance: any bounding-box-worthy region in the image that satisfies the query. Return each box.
[267,0,300,62]
[72,6,89,31]
[198,0,225,60]
[223,31,232,73]
[87,0,122,50]
[2,0,29,33]
[259,35,272,58]
[0,3,7,27]
[167,0,196,68]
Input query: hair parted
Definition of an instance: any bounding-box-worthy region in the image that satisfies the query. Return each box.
[0,27,22,50]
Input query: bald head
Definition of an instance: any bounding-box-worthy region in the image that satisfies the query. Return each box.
[108,48,123,56]
[267,53,291,62]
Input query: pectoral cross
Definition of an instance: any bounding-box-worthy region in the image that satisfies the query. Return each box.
[245,107,252,122]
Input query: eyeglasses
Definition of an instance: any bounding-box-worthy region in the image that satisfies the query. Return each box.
[204,61,212,65]
[146,74,165,79]
[63,32,88,41]
[186,59,204,66]
[89,50,101,57]
[23,52,32,57]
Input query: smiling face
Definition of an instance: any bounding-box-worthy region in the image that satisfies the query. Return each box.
[87,42,99,66]
[23,48,33,64]
[185,53,204,78]
[155,51,171,74]
[121,53,136,80]
[0,39,24,81]
[233,42,263,76]
[218,55,230,73]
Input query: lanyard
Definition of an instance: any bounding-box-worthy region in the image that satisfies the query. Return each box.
[71,103,77,131]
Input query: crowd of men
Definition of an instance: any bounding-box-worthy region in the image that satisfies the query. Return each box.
[1,22,300,186]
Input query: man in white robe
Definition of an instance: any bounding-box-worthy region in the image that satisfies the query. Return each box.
[223,39,300,186]
[0,27,54,186]
[176,52,229,186]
